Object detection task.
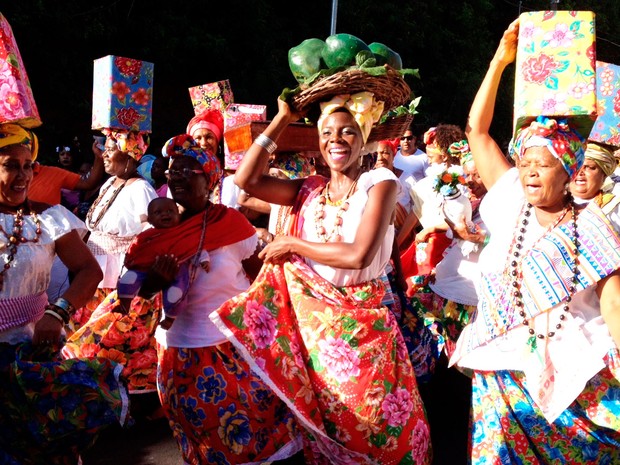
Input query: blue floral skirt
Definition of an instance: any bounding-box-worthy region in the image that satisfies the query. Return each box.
[0,342,129,464]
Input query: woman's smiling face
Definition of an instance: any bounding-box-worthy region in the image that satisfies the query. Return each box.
[0,145,34,207]
[318,110,363,174]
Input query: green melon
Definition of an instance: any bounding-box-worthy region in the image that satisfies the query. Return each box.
[321,33,370,68]
[368,42,403,70]
[288,38,326,83]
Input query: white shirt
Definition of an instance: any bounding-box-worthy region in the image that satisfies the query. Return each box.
[393,149,429,182]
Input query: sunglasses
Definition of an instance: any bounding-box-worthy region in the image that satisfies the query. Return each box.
[400,136,414,141]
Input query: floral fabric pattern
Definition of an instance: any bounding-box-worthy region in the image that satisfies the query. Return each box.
[589,61,620,146]
[470,349,620,464]
[211,258,432,465]
[63,291,161,393]
[157,343,300,465]
[514,11,596,138]
[0,13,40,128]
[0,342,128,464]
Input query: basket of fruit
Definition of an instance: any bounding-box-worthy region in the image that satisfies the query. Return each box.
[283,34,419,118]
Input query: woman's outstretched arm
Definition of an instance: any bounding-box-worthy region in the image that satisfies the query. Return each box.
[466,18,519,190]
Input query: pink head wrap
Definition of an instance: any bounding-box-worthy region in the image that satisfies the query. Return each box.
[186,110,224,145]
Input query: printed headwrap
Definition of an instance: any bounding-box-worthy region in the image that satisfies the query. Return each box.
[509,116,585,179]
[584,142,617,177]
[378,138,400,156]
[162,134,222,191]
[423,127,437,146]
[448,140,473,166]
[186,110,224,145]
[317,92,384,144]
[102,129,149,161]
[271,153,314,179]
[0,123,38,160]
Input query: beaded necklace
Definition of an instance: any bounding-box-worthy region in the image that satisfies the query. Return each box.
[0,204,42,288]
[85,177,127,229]
[314,173,361,242]
[506,200,579,351]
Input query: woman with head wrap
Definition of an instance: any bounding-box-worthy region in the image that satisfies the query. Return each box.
[398,125,470,285]
[570,141,620,233]
[117,135,300,464]
[63,129,159,394]
[211,92,431,464]
[450,19,620,464]
[0,124,129,463]
[186,110,241,209]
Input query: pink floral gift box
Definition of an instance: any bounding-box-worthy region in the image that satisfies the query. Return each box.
[514,10,597,139]
[223,103,267,170]
[189,80,234,116]
[0,13,41,128]
[589,61,620,147]
[92,55,154,132]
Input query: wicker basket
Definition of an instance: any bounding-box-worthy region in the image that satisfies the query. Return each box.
[290,65,411,116]
[367,114,414,143]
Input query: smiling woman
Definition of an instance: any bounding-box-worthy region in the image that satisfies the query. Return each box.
[210,91,432,464]
[0,123,129,464]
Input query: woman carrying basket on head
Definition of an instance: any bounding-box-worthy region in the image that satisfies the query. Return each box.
[211,91,432,465]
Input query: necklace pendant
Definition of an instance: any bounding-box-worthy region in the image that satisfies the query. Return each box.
[527,335,538,352]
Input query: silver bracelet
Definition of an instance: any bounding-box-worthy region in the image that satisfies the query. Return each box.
[254,134,278,154]
[44,309,65,324]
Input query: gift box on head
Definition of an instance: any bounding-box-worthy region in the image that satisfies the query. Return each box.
[189,80,234,116]
[92,55,154,132]
[514,10,597,139]
[589,61,620,147]
[223,103,267,170]
[0,13,41,128]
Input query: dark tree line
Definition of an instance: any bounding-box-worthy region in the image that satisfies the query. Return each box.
[3,0,619,163]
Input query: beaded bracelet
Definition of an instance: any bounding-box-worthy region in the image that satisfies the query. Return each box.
[44,308,65,324]
[254,134,278,154]
[482,234,490,247]
[52,297,75,314]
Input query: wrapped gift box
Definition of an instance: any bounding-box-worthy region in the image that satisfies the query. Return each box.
[514,10,597,138]
[92,55,154,132]
[589,61,620,146]
[0,13,41,128]
[223,104,267,169]
[189,80,234,115]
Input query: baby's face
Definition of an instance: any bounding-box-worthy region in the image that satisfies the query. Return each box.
[147,199,180,229]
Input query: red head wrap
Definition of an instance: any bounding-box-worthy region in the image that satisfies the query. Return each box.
[186,110,224,145]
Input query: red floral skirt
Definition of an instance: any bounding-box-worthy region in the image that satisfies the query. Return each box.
[211,258,432,465]
[63,291,161,393]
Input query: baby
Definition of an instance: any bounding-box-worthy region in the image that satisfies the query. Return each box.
[117,197,210,329]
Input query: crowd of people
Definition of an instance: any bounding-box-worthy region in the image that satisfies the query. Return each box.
[1,17,620,465]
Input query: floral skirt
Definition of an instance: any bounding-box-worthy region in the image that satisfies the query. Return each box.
[409,278,474,363]
[0,342,128,465]
[63,291,161,393]
[157,342,301,465]
[471,349,620,464]
[66,287,110,336]
[211,258,432,465]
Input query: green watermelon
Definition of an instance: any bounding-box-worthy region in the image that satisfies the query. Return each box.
[321,33,370,68]
[368,42,403,70]
[288,38,326,83]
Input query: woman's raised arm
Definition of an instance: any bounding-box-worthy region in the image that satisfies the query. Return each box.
[466,19,519,189]
[234,99,306,207]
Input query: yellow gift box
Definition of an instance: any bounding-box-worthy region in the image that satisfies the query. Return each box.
[514,11,597,138]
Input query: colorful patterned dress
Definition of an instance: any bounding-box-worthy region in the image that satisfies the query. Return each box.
[64,177,159,393]
[451,169,620,464]
[0,205,128,464]
[211,172,432,465]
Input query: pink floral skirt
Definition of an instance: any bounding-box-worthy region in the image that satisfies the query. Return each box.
[211,258,432,465]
